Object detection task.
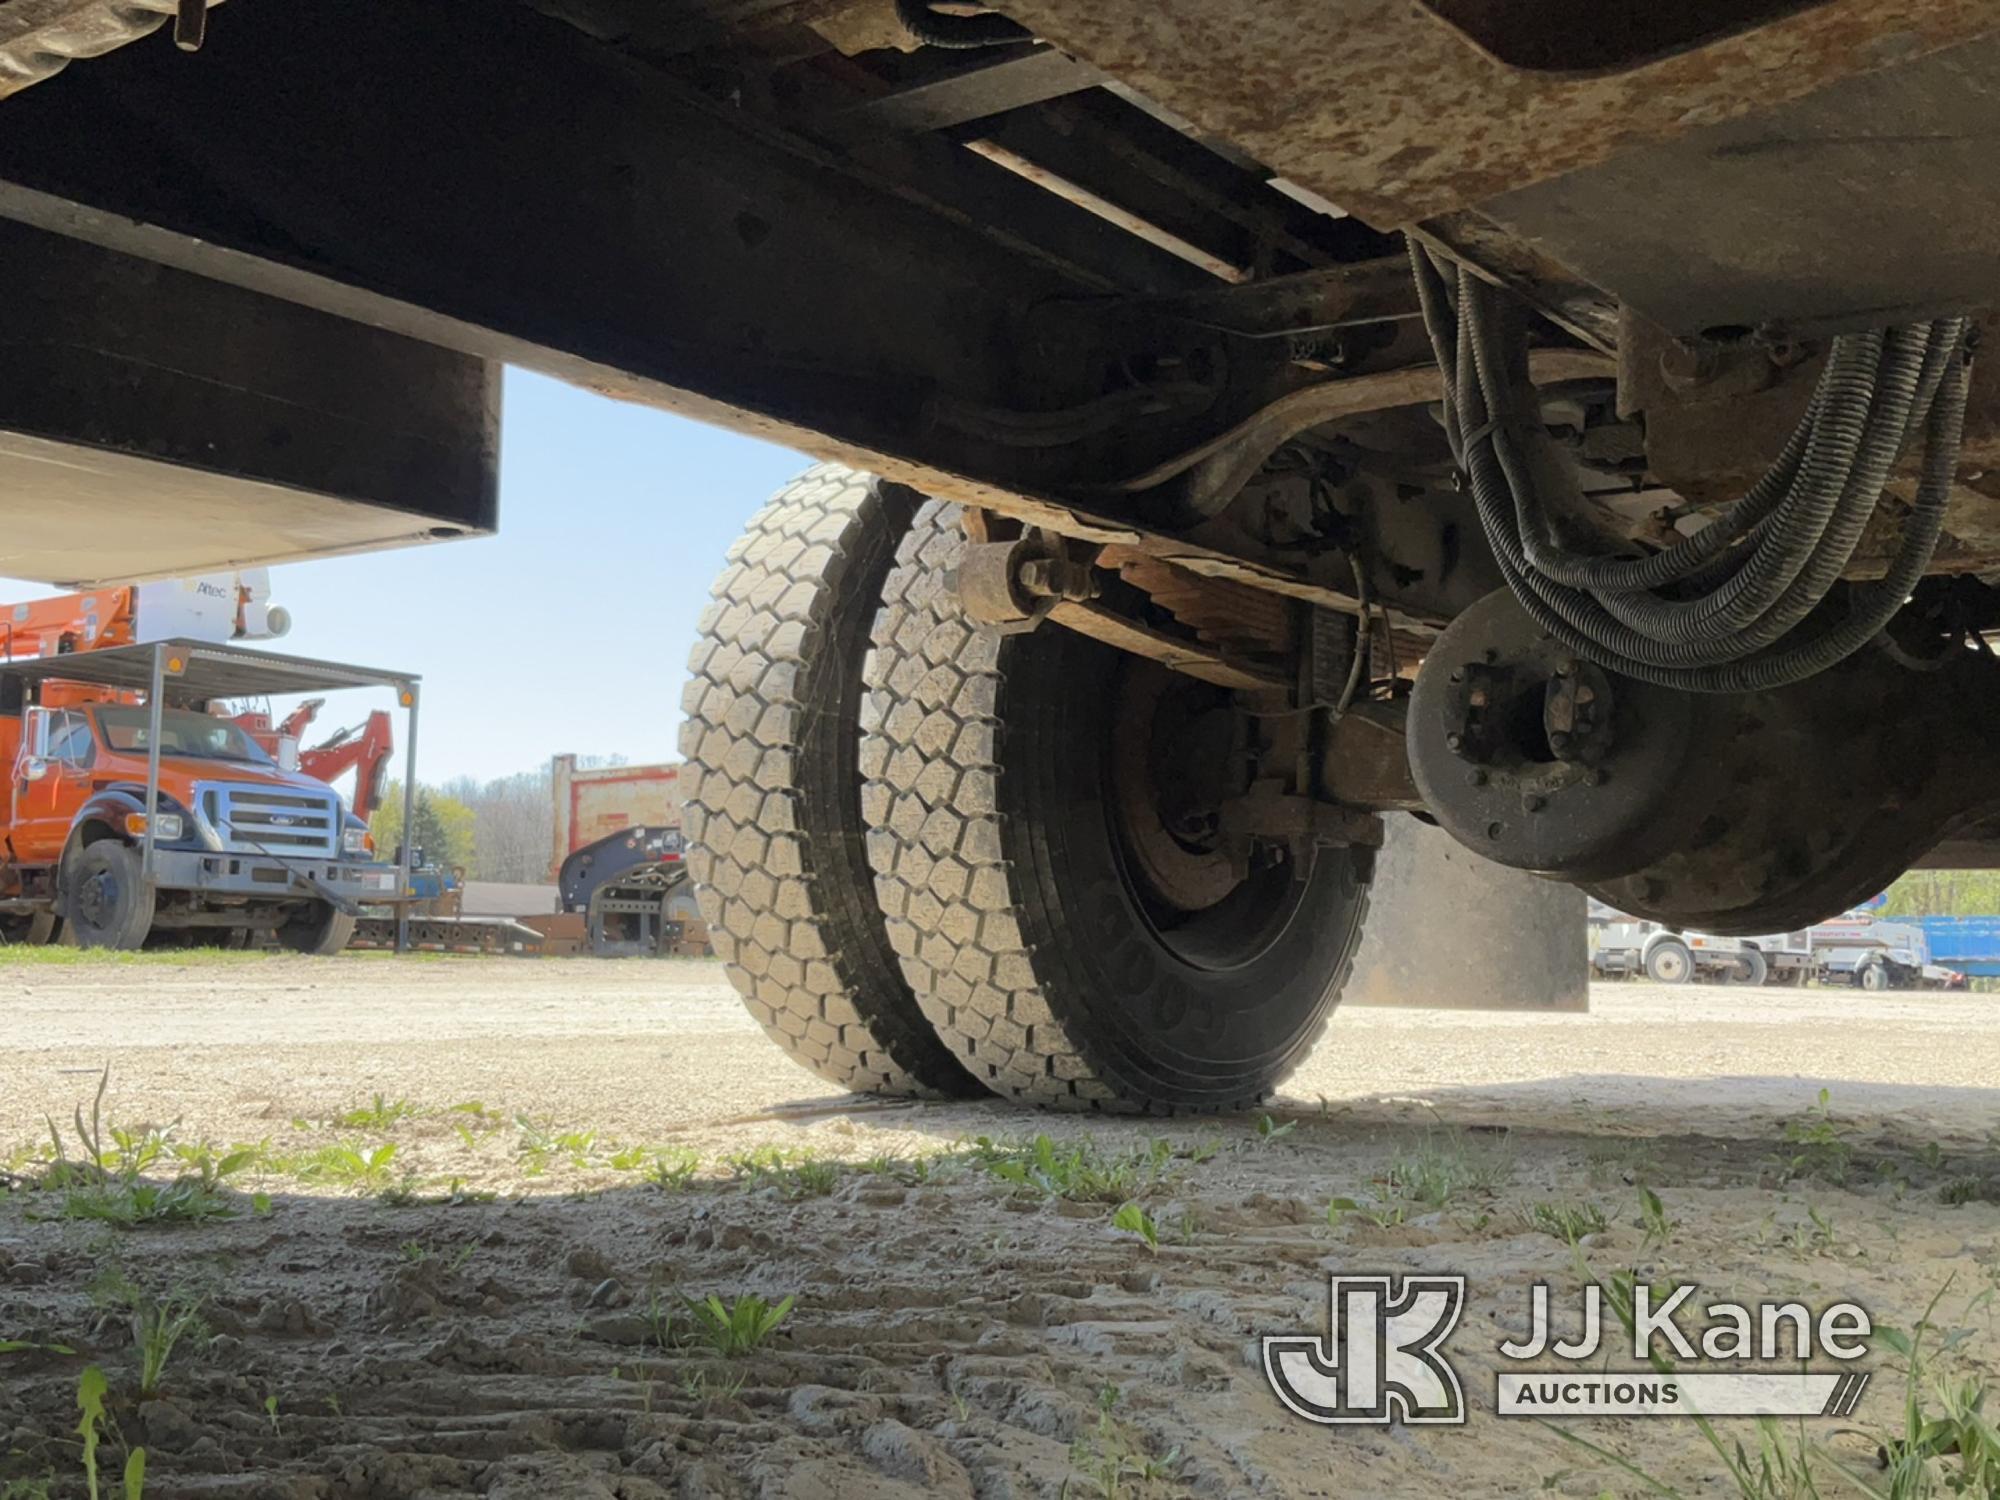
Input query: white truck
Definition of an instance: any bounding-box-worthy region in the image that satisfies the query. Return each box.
[1588,904,1812,986]
[1808,916,1968,991]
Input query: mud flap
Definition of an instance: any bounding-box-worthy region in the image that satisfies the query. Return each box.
[1343,817,1588,1012]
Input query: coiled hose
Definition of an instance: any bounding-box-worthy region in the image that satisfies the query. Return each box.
[1410,244,1974,692]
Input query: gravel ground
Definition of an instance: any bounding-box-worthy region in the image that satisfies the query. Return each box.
[1,954,1996,1498]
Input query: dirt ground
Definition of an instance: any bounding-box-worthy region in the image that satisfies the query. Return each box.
[2,954,1997,1498]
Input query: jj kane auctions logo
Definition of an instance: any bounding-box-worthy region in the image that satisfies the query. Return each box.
[1263,1275,1872,1424]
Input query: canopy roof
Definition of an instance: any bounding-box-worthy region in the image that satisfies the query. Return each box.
[0,639,417,702]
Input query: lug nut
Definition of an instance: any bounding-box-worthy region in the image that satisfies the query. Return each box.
[1445,732,1463,751]
[1525,794,1547,813]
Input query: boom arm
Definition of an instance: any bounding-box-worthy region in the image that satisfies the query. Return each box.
[297,710,394,820]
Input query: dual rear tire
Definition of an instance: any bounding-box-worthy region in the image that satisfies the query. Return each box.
[684,468,1373,1112]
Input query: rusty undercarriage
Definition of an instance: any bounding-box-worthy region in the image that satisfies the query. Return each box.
[6,0,2000,1102]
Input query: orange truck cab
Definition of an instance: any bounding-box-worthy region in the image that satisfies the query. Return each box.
[0,578,414,951]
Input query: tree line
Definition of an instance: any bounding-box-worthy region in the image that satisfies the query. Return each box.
[365,756,627,883]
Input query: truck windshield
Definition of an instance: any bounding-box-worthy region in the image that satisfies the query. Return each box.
[93,706,274,765]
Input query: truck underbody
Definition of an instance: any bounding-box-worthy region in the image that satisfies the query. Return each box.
[6,0,1999,1104]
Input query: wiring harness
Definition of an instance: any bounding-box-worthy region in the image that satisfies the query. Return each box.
[1410,245,1975,692]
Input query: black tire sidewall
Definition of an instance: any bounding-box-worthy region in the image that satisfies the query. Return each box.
[278,901,355,955]
[65,841,151,949]
[996,618,1373,1106]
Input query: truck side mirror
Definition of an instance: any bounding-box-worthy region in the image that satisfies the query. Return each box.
[19,757,48,782]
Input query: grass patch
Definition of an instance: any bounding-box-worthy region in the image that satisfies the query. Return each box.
[972,1134,1185,1205]
[1543,1264,1997,1499]
[277,1141,401,1194]
[1067,1385,1181,1499]
[330,1095,420,1132]
[724,1147,839,1200]
[0,945,276,968]
[1380,1129,1512,1211]
[16,1071,255,1226]
[1522,1200,1608,1244]
[514,1117,598,1175]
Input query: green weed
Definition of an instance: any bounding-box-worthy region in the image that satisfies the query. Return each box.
[1381,1130,1512,1211]
[0,1336,76,1356]
[1637,1186,1674,1250]
[285,1141,400,1193]
[75,1364,147,1500]
[646,1149,701,1192]
[1524,1201,1608,1244]
[684,1293,795,1356]
[724,1147,838,1200]
[514,1116,598,1175]
[24,1072,251,1225]
[973,1134,1177,1204]
[1110,1202,1160,1253]
[1325,1196,1362,1230]
[114,1285,205,1399]
[1542,1263,1997,1499]
[1778,1087,1854,1185]
[331,1095,418,1131]
[1065,1384,1181,1498]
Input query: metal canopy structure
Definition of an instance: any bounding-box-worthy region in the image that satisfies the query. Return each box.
[5,639,423,952]
[0,638,417,700]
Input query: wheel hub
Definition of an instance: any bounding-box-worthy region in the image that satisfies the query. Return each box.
[1104,663,1309,971]
[77,869,118,926]
[1109,667,1241,915]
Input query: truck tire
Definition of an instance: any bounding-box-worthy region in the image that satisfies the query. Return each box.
[1735,949,1769,986]
[1644,938,1693,984]
[860,501,1373,1113]
[0,910,58,946]
[681,466,979,1098]
[1858,960,1890,991]
[277,901,357,955]
[63,841,155,950]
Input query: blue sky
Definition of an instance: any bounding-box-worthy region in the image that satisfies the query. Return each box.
[1,369,812,783]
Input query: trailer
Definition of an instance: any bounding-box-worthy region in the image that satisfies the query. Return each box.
[1898,916,2000,982]
[549,756,707,957]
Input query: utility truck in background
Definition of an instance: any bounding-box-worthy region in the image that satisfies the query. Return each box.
[1808,915,1969,991]
[1588,902,1811,986]
[0,574,418,951]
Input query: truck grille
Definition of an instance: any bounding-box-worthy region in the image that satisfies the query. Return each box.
[201,785,341,856]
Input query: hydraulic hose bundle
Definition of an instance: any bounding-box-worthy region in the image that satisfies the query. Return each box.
[1410,244,1975,692]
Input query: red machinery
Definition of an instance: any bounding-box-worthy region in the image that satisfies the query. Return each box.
[231,699,394,819]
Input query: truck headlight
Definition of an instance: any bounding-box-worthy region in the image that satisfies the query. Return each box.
[124,812,184,840]
[342,826,373,856]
